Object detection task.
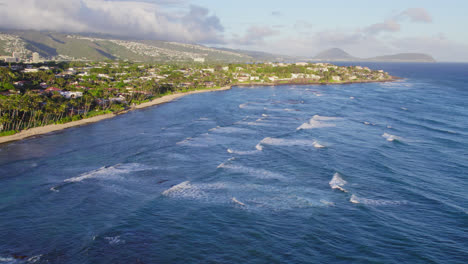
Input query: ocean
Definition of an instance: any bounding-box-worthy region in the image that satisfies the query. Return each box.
[0,63,467,263]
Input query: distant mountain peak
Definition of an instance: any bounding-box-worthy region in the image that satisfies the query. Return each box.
[314,48,355,60]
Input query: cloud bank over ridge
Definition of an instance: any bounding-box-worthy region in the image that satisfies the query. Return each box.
[0,0,225,44]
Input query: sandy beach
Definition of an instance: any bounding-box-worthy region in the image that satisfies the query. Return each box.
[0,86,232,144]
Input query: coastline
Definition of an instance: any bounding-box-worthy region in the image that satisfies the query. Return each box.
[0,86,232,144]
[0,77,397,144]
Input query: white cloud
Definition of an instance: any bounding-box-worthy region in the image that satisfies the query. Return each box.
[231,26,279,46]
[364,20,401,35]
[400,8,432,23]
[0,0,224,44]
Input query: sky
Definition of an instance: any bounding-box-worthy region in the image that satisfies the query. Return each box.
[0,0,467,61]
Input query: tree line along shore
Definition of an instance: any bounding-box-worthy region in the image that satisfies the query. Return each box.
[0,60,395,142]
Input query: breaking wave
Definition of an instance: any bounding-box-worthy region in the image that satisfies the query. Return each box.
[382,133,401,142]
[104,236,126,245]
[312,115,341,121]
[297,115,342,130]
[256,137,325,150]
[162,181,227,200]
[50,163,154,192]
[227,148,260,155]
[63,163,152,183]
[329,173,347,192]
[232,197,246,206]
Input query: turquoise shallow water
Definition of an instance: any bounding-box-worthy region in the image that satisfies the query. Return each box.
[0,63,467,263]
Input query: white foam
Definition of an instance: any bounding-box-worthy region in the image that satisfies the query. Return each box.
[320,199,335,206]
[262,114,268,117]
[350,194,407,206]
[27,255,42,263]
[382,133,401,142]
[239,103,248,109]
[350,194,360,204]
[312,115,341,121]
[232,197,246,206]
[162,181,227,200]
[256,137,325,149]
[329,173,347,192]
[104,236,125,245]
[313,142,326,148]
[227,148,260,155]
[0,257,14,262]
[63,163,151,183]
[162,181,193,196]
[255,143,263,151]
[218,164,286,180]
[217,157,236,168]
[297,119,336,130]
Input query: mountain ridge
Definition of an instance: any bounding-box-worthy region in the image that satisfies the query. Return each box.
[313,48,436,62]
[0,30,436,63]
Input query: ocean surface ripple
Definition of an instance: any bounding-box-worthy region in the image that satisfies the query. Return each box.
[0,63,467,263]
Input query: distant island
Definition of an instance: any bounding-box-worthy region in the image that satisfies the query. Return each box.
[0,60,396,143]
[313,48,436,63]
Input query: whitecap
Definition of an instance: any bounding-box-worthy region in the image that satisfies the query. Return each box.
[312,115,341,121]
[313,141,326,148]
[329,173,347,192]
[162,181,227,200]
[296,117,337,130]
[227,148,260,155]
[104,236,125,245]
[162,181,194,196]
[0,257,14,262]
[217,157,236,168]
[382,133,401,142]
[63,163,152,183]
[256,137,325,149]
[232,197,246,206]
[28,255,42,263]
[255,143,263,151]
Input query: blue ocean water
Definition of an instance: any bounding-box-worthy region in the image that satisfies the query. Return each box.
[0,63,467,263]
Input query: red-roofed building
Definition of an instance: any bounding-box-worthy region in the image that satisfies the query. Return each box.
[45,87,63,92]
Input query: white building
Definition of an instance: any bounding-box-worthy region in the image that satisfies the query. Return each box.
[60,91,83,99]
[193,57,205,63]
[32,52,40,63]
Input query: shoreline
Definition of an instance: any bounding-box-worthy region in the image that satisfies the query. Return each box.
[0,86,232,144]
[0,77,397,144]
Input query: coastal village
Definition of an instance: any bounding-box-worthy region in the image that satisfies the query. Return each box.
[0,59,392,136]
